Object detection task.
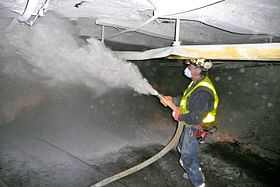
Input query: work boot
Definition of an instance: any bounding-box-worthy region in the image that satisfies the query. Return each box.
[182,169,205,181]
[196,183,205,187]
[183,172,205,187]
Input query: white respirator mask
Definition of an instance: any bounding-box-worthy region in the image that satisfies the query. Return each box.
[184,67,192,78]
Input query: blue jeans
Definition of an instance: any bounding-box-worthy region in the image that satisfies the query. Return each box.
[177,125,204,186]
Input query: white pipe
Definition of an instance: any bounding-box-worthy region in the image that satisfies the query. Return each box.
[103,16,158,39]
[17,0,39,22]
[101,25,105,43]
[172,18,181,46]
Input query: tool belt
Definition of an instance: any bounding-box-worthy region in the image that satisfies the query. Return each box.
[194,124,217,144]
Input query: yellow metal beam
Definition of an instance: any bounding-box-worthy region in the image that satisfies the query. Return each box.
[179,43,280,61]
[114,43,280,61]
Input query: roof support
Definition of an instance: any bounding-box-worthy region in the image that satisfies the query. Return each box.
[114,43,280,61]
[172,19,181,46]
[101,25,105,43]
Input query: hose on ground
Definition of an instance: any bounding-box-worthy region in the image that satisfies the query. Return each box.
[90,123,184,187]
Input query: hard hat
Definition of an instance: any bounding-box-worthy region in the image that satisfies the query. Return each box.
[186,59,212,71]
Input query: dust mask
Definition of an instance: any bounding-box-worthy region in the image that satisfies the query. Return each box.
[184,67,192,78]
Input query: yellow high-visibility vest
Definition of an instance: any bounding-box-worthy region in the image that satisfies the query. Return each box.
[179,76,219,126]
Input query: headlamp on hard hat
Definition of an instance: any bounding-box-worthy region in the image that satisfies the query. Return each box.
[185,59,212,71]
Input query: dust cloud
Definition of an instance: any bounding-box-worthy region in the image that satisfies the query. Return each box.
[0,13,157,96]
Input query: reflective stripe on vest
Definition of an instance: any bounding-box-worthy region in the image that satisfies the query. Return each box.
[179,76,219,125]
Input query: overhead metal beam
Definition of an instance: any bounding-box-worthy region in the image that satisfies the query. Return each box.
[114,43,280,61]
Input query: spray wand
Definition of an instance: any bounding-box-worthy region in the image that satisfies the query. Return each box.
[153,90,178,111]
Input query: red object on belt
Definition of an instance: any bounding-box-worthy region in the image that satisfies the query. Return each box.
[195,130,203,139]
[195,129,208,142]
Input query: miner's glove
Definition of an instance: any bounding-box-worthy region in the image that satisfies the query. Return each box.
[172,108,180,121]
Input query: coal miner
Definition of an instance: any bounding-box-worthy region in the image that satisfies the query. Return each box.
[160,59,219,187]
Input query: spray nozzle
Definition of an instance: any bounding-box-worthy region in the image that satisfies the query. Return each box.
[153,90,163,99]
